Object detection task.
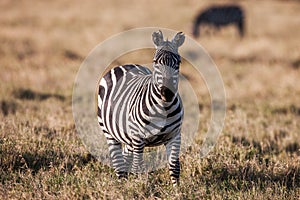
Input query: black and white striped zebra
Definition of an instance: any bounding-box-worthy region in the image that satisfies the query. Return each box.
[97,30,185,185]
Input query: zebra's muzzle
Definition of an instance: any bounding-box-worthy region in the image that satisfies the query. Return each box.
[160,86,175,102]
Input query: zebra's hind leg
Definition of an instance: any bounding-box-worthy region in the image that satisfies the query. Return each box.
[237,20,244,37]
[123,144,133,173]
[165,133,181,186]
[131,136,145,174]
[106,135,127,179]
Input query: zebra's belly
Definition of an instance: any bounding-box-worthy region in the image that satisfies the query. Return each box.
[135,116,182,146]
[143,130,179,147]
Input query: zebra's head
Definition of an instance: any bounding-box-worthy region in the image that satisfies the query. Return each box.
[152,30,185,102]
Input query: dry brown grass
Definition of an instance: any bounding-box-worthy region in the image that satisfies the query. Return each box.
[1,0,300,199]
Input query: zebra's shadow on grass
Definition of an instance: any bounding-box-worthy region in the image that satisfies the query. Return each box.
[13,88,65,101]
[7,150,96,175]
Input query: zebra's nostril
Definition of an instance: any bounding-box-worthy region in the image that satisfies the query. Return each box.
[160,86,175,102]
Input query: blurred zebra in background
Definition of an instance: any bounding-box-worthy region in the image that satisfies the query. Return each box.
[193,5,245,37]
[97,30,185,186]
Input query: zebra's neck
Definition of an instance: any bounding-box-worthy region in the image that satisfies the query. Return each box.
[151,64,179,104]
[150,78,178,107]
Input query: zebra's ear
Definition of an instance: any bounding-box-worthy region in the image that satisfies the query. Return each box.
[152,30,164,47]
[172,32,185,47]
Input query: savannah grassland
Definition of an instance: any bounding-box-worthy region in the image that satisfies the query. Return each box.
[1,0,300,199]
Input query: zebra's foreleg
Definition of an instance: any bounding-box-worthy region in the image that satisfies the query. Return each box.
[165,133,181,186]
[106,135,127,178]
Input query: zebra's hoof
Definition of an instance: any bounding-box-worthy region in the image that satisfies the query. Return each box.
[117,171,128,179]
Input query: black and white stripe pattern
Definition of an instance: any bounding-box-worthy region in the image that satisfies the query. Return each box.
[97,30,185,185]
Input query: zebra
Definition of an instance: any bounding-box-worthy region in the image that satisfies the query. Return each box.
[192,5,245,37]
[97,30,185,186]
